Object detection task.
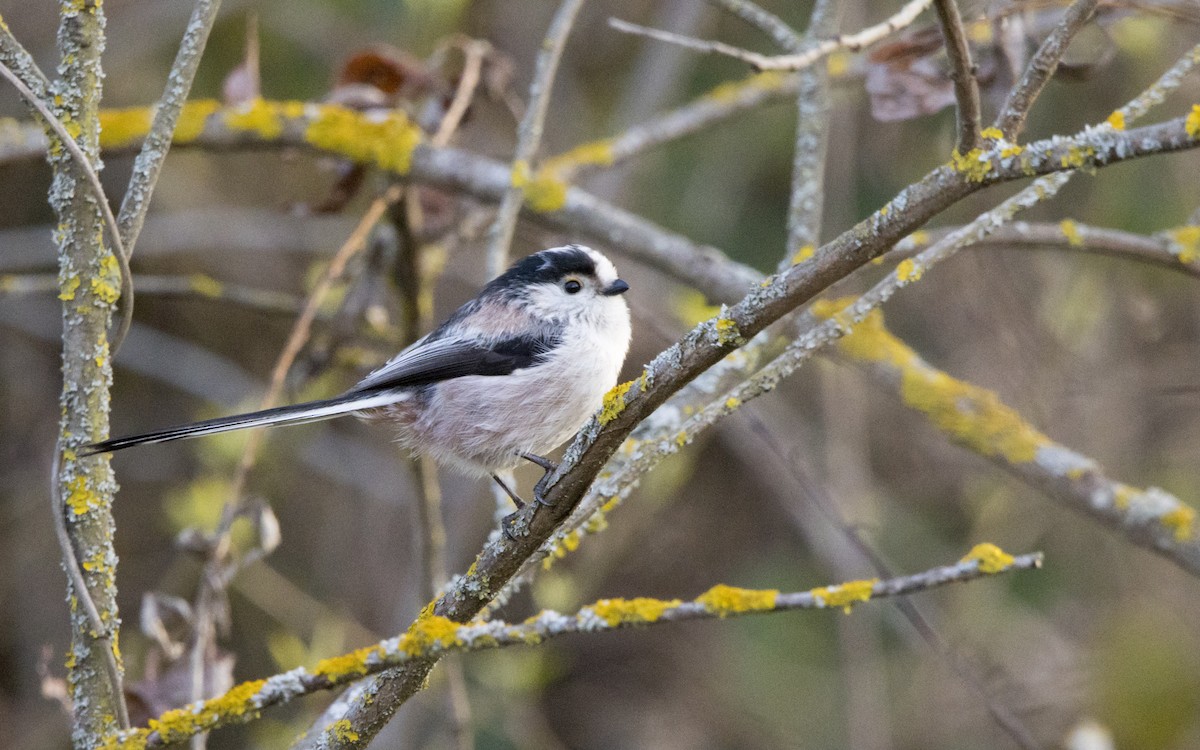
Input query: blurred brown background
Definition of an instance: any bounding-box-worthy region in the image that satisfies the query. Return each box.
[2,1,1200,748]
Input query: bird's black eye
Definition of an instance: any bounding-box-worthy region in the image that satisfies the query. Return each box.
[563,279,583,294]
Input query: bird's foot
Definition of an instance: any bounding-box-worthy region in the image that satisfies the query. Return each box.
[519,452,560,506]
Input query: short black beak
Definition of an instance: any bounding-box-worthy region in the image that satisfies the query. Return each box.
[602,279,630,296]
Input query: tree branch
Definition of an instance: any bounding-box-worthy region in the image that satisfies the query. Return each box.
[610,0,933,72]
[485,0,586,277]
[993,0,1100,139]
[48,0,131,738]
[116,0,222,255]
[101,548,1041,748]
[932,0,982,153]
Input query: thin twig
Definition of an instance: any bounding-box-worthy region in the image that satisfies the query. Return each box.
[49,448,131,729]
[709,0,803,53]
[181,187,401,748]
[742,419,1042,750]
[783,0,838,264]
[0,60,134,352]
[0,18,53,98]
[932,0,983,153]
[611,0,933,72]
[433,39,488,146]
[993,0,1100,139]
[485,0,587,277]
[117,0,223,254]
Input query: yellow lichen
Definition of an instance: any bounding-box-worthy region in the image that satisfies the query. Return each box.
[895,258,923,283]
[1106,110,1126,131]
[673,288,721,327]
[1167,225,1200,264]
[59,275,81,301]
[173,99,220,143]
[950,148,991,182]
[901,367,1049,463]
[599,379,634,425]
[305,103,422,174]
[1059,219,1084,247]
[189,274,224,298]
[90,254,121,304]
[696,584,778,617]
[724,396,741,410]
[980,127,1004,140]
[81,550,106,572]
[65,476,95,516]
[714,316,743,346]
[328,719,359,743]
[1059,144,1095,169]
[1186,104,1200,139]
[223,98,284,139]
[791,244,815,264]
[590,597,681,627]
[1113,484,1136,510]
[399,615,462,657]
[960,543,1015,573]
[810,579,877,613]
[826,50,850,77]
[541,138,615,173]
[999,143,1024,159]
[146,679,266,745]
[908,230,930,247]
[1161,505,1196,542]
[312,643,383,679]
[703,71,786,103]
[824,306,1050,463]
[98,106,152,149]
[510,161,568,213]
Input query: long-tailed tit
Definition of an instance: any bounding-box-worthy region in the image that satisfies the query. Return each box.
[82,245,633,509]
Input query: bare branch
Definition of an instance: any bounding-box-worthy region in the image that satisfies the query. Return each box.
[709,0,803,53]
[116,0,223,255]
[611,0,934,72]
[784,0,838,264]
[0,272,307,312]
[485,0,586,277]
[932,0,982,153]
[993,0,1100,139]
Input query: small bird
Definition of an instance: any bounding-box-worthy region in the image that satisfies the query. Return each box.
[82,245,633,510]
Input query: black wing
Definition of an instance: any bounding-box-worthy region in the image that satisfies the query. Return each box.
[349,329,562,393]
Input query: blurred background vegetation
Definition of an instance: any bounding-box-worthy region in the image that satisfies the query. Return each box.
[2,1,1200,748]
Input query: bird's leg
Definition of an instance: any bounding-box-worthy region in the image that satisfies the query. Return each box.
[492,473,528,541]
[520,452,559,506]
[491,473,525,509]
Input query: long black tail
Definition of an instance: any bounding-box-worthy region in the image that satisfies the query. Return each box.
[80,389,406,456]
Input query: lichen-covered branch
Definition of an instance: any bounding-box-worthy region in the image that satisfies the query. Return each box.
[0,13,53,98]
[893,221,1200,278]
[827,307,1200,572]
[48,0,130,742]
[99,547,1040,749]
